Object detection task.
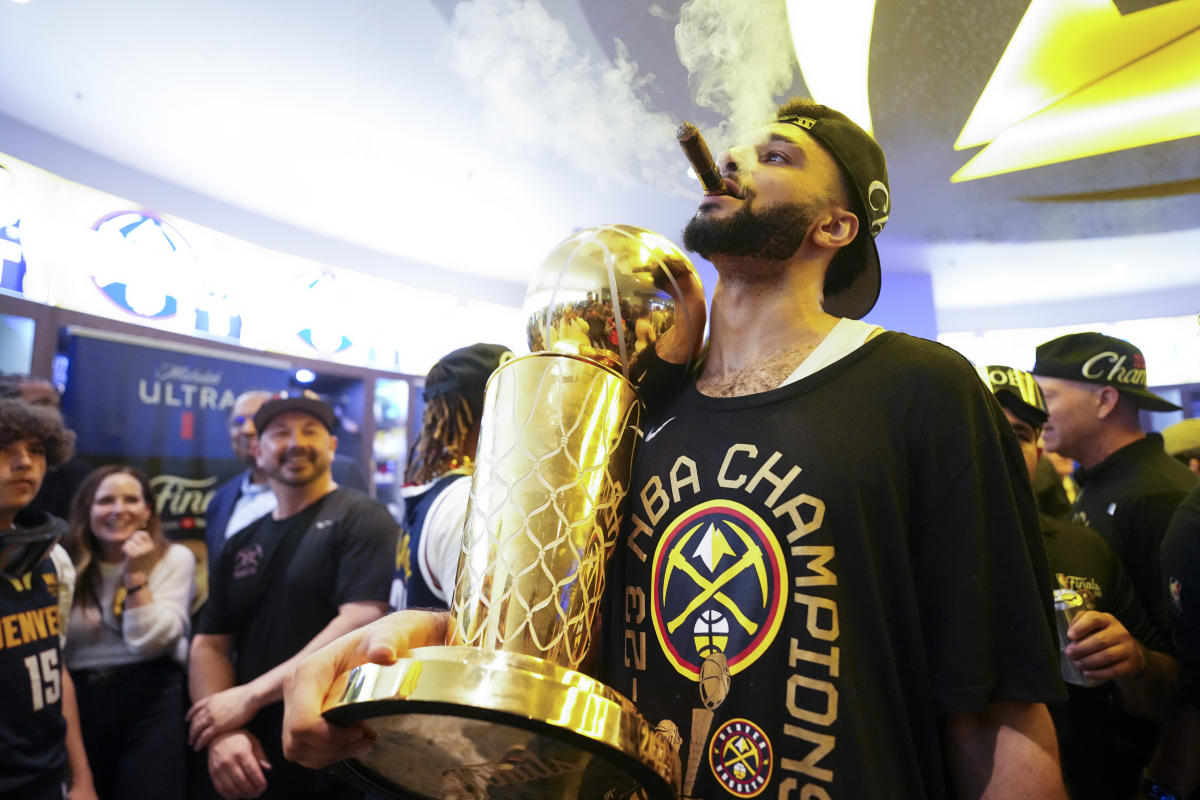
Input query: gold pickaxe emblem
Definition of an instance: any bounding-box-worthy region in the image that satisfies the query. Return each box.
[663,520,769,635]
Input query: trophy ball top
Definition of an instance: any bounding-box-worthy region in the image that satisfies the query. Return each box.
[523,224,702,380]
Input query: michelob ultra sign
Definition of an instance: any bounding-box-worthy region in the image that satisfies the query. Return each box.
[61,328,291,542]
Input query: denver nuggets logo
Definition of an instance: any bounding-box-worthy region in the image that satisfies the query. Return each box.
[650,500,786,679]
[709,718,772,797]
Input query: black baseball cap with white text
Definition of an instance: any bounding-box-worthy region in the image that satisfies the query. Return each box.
[1031,332,1179,412]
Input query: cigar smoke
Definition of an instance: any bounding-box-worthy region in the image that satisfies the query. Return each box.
[676,122,724,195]
[449,0,690,194]
[447,0,798,195]
[675,0,797,145]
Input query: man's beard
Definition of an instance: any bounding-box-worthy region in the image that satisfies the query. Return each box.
[682,199,820,262]
[266,447,326,486]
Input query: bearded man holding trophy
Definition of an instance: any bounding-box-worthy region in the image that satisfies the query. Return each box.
[283,98,1068,799]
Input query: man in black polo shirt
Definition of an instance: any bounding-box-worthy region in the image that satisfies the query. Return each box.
[1032,333,1199,640]
[188,392,397,799]
[980,365,1180,799]
[1159,485,1200,797]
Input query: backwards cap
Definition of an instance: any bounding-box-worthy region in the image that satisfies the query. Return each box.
[1163,419,1200,458]
[776,103,890,320]
[422,343,514,421]
[976,364,1049,430]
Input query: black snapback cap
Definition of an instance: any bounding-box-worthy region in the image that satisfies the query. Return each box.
[253,390,338,433]
[1031,332,1179,412]
[976,364,1049,429]
[422,343,514,421]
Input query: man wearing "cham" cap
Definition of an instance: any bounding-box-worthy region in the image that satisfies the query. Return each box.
[1032,332,1198,639]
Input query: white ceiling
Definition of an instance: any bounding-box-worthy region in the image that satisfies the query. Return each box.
[1,0,1198,327]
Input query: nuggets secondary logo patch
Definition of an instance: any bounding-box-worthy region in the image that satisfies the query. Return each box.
[709,718,772,797]
[650,500,786,679]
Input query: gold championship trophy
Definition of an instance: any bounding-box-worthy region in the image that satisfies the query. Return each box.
[322,224,705,800]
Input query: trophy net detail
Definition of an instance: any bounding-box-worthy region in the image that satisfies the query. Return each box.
[448,354,640,670]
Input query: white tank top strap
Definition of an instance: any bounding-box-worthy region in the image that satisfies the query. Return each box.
[779,318,886,388]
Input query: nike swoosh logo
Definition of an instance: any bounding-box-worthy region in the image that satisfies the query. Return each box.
[643,417,676,442]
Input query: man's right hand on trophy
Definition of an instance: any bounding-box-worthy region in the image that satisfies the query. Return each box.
[631,255,707,368]
[282,609,449,769]
[654,267,706,367]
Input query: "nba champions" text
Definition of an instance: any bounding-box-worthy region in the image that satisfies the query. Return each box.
[624,442,838,799]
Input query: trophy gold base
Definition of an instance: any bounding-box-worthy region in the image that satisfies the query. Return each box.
[323,646,680,800]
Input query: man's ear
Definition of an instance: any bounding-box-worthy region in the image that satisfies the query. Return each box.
[329,434,338,455]
[1095,385,1121,420]
[813,207,859,253]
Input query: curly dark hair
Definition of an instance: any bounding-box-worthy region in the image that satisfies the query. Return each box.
[405,392,474,486]
[0,399,74,467]
[405,345,510,485]
[0,374,29,398]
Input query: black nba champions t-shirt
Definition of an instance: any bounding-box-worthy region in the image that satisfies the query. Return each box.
[602,333,1064,799]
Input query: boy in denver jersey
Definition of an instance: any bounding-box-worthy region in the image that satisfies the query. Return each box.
[0,399,96,799]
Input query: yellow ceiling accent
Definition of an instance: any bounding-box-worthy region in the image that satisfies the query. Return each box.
[952,0,1200,182]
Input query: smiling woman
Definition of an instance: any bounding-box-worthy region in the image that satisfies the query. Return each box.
[63,465,196,800]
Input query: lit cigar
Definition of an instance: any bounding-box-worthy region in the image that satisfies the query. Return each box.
[677,121,725,196]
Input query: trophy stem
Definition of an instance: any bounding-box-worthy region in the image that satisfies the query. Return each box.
[448,353,640,672]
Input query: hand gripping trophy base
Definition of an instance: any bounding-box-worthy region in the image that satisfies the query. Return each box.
[321,353,680,800]
[324,646,678,800]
